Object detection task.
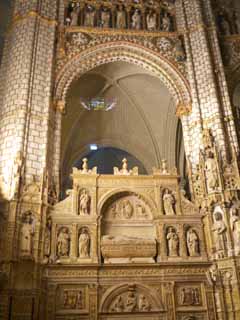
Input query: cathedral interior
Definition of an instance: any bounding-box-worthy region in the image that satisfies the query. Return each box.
[0,0,240,319]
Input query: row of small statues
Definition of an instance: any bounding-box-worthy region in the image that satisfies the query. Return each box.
[65,4,175,32]
[216,8,240,36]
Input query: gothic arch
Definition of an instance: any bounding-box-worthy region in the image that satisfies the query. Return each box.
[99,283,164,313]
[54,42,191,110]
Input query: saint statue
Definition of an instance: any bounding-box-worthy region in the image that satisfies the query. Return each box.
[125,291,137,312]
[79,228,90,258]
[161,12,171,31]
[101,8,110,28]
[146,10,157,31]
[166,227,179,257]
[131,9,141,30]
[11,151,24,199]
[212,211,227,258]
[116,5,126,29]
[230,206,240,254]
[70,4,80,26]
[84,6,95,27]
[20,213,34,257]
[205,150,219,192]
[79,190,90,215]
[57,228,70,257]
[186,228,200,257]
[163,189,175,215]
[121,199,133,219]
[138,294,151,311]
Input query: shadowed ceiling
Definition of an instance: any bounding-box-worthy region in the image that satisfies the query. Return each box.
[62,61,184,179]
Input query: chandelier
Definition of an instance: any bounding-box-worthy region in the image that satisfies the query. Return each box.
[80,97,117,111]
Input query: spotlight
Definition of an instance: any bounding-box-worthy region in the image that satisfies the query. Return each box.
[90,144,98,151]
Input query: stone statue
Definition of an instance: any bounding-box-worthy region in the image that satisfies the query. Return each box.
[70,3,80,26]
[205,150,219,192]
[166,227,179,257]
[186,228,200,257]
[100,8,110,28]
[20,213,34,257]
[174,37,186,62]
[84,6,95,27]
[131,9,141,30]
[163,189,175,215]
[125,291,137,312]
[232,11,240,34]
[112,296,124,312]
[57,227,70,257]
[217,10,231,35]
[230,205,240,254]
[161,12,171,31]
[212,211,227,258]
[138,294,151,311]
[146,10,157,31]
[116,5,126,29]
[79,228,90,258]
[79,189,90,215]
[44,217,52,258]
[121,199,133,219]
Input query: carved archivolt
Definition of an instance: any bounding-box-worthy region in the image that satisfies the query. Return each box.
[99,283,163,313]
[54,42,191,112]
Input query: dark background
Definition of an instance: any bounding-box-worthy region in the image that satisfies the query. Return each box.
[0,0,12,58]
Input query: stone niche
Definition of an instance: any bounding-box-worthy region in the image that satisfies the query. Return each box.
[100,191,157,263]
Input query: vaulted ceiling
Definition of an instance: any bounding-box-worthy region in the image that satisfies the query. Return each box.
[62,61,184,178]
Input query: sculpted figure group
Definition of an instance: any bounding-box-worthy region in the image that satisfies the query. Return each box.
[111,290,151,313]
[65,2,175,32]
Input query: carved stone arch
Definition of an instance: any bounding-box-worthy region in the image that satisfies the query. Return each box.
[99,282,164,313]
[98,188,158,219]
[54,42,191,112]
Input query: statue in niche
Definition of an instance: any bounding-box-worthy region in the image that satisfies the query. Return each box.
[70,3,80,26]
[20,212,34,257]
[84,6,95,27]
[138,294,151,311]
[161,12,171,32]
[116,5,126,29]
[166,227,179,257]
[121,199,133,219]
[79,228,90,258]
[186,228,200,257]
[131,9,141,30]
[217,9,231,35]
[212,211,227,258]
[230,205,240,254]
[44,216,52,258]
[146,10,157,31]
[111,296,124,312]
[57,227,70,257]
[100,7,110,28]
[125,291,137,312]
[232,11,240,34]
[79,189,90,215]
[205,150,219,192]
[163,189,175,215]
[174,37,186,62]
